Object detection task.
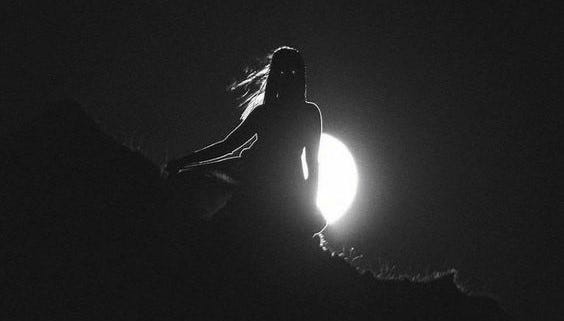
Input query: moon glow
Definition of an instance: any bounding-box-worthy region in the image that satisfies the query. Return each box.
[312,133,359,224]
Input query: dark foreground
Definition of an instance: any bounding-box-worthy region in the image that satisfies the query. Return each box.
[1,101,511,320]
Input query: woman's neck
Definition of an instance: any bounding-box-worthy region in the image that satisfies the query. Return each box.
[275,94,303,105]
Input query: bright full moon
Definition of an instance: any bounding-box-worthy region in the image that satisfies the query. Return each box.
[306,133,359,224]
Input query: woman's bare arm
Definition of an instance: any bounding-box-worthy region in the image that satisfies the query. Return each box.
[166,107,263,174]
[305,103,322,205]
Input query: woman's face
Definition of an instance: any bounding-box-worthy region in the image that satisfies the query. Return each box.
[270,50,305,101]
[275,65,299,88]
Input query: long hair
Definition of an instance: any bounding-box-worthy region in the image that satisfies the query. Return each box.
[229,46,306,120]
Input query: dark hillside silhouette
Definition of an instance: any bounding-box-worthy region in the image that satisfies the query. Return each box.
[1,101,510,320]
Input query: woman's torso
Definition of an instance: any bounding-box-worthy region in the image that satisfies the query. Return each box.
[236,101,315,198]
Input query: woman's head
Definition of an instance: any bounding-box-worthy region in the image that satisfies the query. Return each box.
[230,46,306,120]
[265,47,306,104]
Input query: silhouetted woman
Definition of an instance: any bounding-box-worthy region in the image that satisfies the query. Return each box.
[166,47,324,237]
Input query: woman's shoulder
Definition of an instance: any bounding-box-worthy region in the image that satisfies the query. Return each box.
[245,104,267,121]
[304,101,322,120]
[305,101,320,112]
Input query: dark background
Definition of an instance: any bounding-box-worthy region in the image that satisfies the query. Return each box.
[2,1,559,319]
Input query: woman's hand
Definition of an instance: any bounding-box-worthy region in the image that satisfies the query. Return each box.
[164,152,200,177]
[166,107,261,178]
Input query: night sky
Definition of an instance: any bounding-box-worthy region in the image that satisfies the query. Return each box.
[2,1,559,319]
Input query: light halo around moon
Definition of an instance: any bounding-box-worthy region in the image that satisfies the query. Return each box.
[303,133,358,224]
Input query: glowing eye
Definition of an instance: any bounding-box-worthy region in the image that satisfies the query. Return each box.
[291,70,296,75]
[280,70,285,75]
